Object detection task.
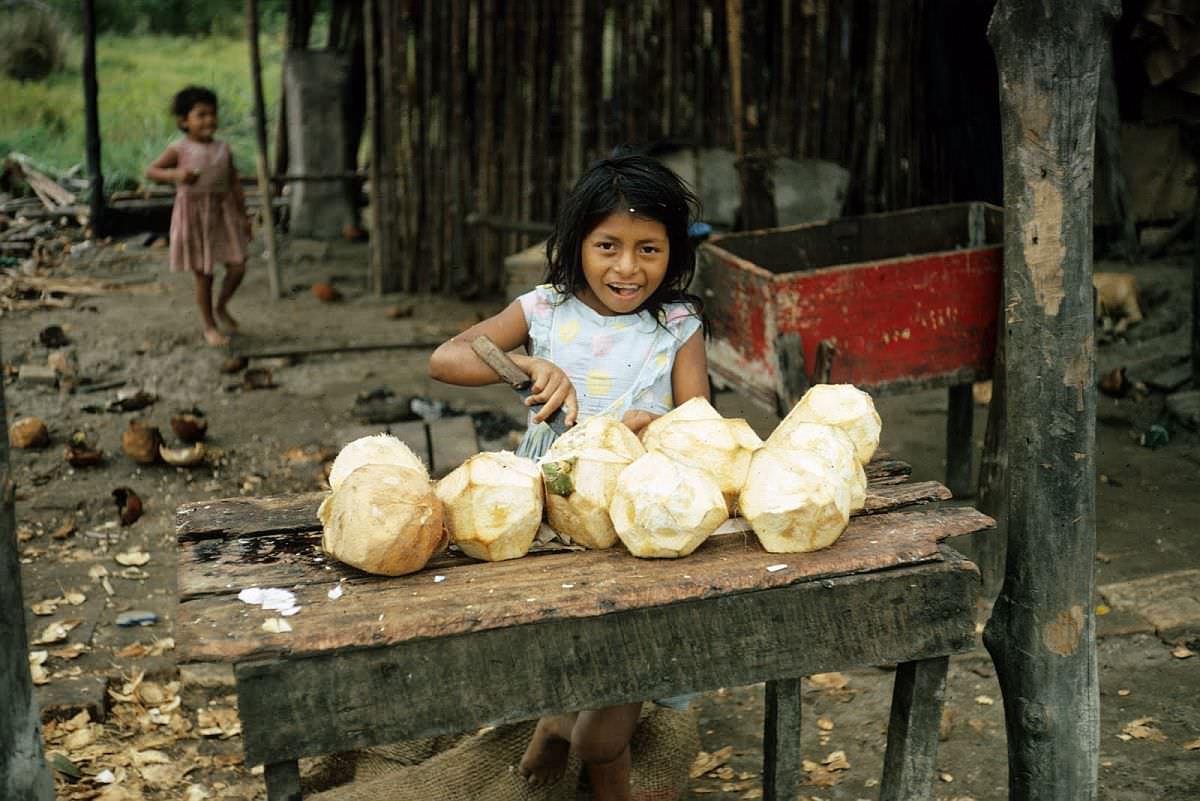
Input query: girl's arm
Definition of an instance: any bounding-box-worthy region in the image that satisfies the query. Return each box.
[144,146,194,185]
[624,328,709,435]
[429,300,579,426]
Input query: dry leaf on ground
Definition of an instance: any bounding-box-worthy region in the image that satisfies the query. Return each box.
[821,750,850,770]
[816,718,834,731]
[1183,738,1200,751]
[114,550,151,567]
[1171,645,1194,659]
[974,695,994,706]
[1121,718,1168,742]
[689,745,735,779]
[32,618,82,645]
[808,672,848,690]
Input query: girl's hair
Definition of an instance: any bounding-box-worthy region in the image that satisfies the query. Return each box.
[171,85,218,130]
[545,148,703,324]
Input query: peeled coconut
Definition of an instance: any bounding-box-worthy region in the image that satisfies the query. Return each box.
[641,406,762,512]
[9,417,49,449]
[159,442,207,468]
[541,416,645,549]
[765,421,866,511]
[328,434,428,490]
[774,384,881,464]
[609,451,728,559]
[318,463,445,576]
[435,451,543,562]
[739,448,851,553]
[122,420,163,465]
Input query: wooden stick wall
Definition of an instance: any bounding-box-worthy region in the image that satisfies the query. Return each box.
[367,0,939,296]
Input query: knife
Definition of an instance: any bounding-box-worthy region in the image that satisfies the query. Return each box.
[471,336,570,435]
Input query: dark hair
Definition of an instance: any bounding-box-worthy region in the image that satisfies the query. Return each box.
[545,148,703,325]
[171,85,218,130]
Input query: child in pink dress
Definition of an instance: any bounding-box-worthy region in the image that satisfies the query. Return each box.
[145,86,251,347]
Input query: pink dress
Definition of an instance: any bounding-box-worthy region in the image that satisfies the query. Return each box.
[168,138,250,274]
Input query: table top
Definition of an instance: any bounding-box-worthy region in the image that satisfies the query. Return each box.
[175,454,993,666]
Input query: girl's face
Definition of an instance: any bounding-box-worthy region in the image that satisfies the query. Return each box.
[180,102,218,141]
[576,209,670,316]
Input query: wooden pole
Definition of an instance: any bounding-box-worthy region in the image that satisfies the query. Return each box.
[0,333,55,800]
[726,0,744,160]
[247,0,282,300]
[81,0,105,238]
[983,2,1118,800]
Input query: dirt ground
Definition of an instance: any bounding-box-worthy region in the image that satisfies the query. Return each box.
[6,235,1200,800]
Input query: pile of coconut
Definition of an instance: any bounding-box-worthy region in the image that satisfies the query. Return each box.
[317,384,881,575]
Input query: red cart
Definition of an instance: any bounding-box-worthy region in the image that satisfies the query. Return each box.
[696,202,1003,496]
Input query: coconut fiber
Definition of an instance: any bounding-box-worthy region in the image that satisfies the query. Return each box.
[302,704,700,801]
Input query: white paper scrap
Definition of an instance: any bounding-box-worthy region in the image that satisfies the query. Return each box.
[766,564,789,572]
[327,584,344,600]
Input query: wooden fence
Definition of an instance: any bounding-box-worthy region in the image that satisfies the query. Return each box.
[366,0,957,296]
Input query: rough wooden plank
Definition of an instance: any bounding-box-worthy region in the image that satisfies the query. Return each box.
[428,415,478,478]
[176,482,965,600]
[233,553,979,767]
[762,678,803,801]
[879,657,950,801]
[177,493,325,542]
[177,507,991,663]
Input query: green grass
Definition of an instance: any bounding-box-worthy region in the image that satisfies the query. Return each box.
[0,33,282,189]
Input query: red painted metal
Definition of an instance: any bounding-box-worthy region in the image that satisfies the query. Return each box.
[697,203,1002,409]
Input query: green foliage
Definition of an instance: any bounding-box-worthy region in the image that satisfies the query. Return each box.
[0,7,68,81]
[0,33,282,189]
[41,0,289,36]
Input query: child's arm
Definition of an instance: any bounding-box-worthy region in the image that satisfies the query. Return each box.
[144,145,195,186]
[430,300,579,427]
[623,328,709,435]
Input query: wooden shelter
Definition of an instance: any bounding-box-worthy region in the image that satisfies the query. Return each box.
[364,0,1002,295]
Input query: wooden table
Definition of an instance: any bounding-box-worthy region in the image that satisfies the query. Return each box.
[176,456,992,801]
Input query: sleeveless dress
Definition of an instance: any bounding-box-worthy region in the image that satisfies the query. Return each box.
[168,138,250,275]
[515,284,703,457]
[517,284,703,711]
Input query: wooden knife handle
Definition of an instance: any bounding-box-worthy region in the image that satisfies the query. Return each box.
[471,336,531,387]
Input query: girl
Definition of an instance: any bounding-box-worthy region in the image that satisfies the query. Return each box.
[145,86,251,347]
[429,151,707,801]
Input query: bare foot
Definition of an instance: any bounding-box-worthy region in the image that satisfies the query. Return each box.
[215,308,239,333]
[518,716,572,787]
[203,327,229,347]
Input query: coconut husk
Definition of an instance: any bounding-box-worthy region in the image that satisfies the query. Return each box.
[121,420,162,464]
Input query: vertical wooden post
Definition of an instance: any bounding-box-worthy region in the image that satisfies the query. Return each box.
[944,383,974,498]
[879,657,950,801]
[761,678,802,801]
[0,335,55,801]
[1194,188,1200,386]
[983,3,1118,800]
[81,0,105,238]
[247,0,282,300]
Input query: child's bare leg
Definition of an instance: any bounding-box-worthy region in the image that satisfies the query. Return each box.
[193,273,227,346]
[574,703,640,801]
[519,713,576,787]
[214,261,244,332]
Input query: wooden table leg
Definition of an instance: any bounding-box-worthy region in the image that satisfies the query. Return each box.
[762,677,803,801]
[264,760,302,801]
[945,383,974,499]
[879,656,950,801]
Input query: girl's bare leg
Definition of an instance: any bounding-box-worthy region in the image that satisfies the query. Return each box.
[519,713,576,787]
[215,261,244,333]
[518,702,641,798]
[193,273,227,346]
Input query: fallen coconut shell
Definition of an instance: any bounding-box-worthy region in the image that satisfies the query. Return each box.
[122,420,163,465]
[9,417,49,449]
[159,442,207,467]
[112,487,143,526]
[312,281,342,302]
[64,432,102,467]
[170,412,208,442]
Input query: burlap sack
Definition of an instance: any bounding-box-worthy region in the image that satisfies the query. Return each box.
[303,704,699,801]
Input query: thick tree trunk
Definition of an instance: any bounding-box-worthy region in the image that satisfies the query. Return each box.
[247,0,282,299]
[81,0,105,238]
[1,334,55,800]
[983,2,1118,799]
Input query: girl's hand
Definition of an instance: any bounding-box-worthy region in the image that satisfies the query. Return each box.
[521,357,578,428]
[175,167,199,185]
[622,409,659,437]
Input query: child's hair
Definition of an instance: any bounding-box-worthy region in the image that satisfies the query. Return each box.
[171,85,218,130]
[545,147,703,324]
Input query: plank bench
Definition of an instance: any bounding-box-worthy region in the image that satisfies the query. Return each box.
[175,455,991,800]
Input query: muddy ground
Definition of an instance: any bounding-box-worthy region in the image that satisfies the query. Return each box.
[6,235,1199,800]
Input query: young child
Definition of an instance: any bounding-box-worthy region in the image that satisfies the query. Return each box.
[429,151,708,801]
[145,86,250,347]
